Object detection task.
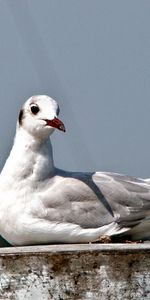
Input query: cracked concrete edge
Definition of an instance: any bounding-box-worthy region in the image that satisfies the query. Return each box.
[0,243,150,256]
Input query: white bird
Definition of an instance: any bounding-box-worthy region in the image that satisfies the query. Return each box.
[0,95,150,246]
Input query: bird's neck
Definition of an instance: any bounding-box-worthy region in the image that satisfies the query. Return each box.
[0,127,55,187]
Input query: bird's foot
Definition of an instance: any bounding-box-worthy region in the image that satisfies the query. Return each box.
[90,235,112,244]
[90,235,143,244]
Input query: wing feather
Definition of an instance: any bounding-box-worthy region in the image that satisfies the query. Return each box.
[41,170,150,234]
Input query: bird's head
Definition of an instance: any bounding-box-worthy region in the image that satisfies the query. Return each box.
[18,95,65,140]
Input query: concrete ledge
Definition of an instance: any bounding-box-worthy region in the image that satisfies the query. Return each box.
[0,244,150,299]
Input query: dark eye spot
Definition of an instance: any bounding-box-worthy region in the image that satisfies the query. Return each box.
[30,105,40,115]
[18,109,24,126]
[57,105,60,116]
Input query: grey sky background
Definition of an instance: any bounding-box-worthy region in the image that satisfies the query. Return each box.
[0,0,150,178]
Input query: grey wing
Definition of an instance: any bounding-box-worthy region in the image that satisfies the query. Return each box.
[41,170,150,236]
[41,172,115,229]
[93,172,150,228]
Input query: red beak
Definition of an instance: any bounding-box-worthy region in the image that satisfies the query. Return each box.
[44,117,66,132]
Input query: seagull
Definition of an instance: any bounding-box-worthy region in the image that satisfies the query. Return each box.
[0,95,150,246]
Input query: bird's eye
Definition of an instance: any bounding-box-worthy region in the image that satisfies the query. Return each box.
[30,105,40,115]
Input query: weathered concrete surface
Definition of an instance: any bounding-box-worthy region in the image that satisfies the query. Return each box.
[0,244,149,300]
